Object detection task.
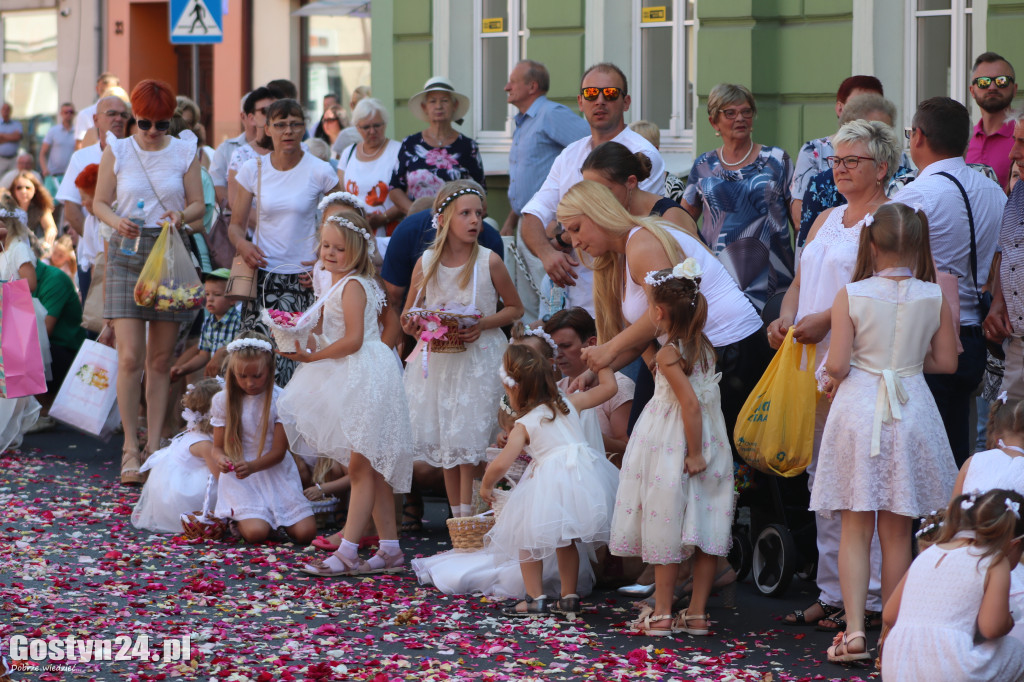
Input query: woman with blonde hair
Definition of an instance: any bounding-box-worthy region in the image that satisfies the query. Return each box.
[556,180,766,441]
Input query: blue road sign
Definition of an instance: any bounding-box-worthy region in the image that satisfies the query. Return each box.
[170,0,223,45]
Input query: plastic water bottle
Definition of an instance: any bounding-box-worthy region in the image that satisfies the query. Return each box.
[120,199,145,256]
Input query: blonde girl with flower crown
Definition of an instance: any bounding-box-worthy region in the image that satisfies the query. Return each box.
[132,378,223,533]
[402,181,524,519]
[210,331,316,545]
[279,212,414,576]
[610,259,734,638]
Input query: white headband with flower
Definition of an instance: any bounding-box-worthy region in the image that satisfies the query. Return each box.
[517,327,557,353]
[226,338,273,354]
[0,207,28,225]
[499,365,517,388]
[431,188,483,231]
[644,257,703,288]
[181,407,210,431]
[1007,498,1021,519]
[318,191,367,215]
[327,215,375,255]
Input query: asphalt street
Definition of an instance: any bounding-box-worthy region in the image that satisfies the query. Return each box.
[0,425,878,681]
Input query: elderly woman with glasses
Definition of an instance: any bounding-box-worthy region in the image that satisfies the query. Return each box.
[228,98,342,386]
[92,79,205,486]
[338,97,403,235]
[765,119,903,637]
[681,83,795,312]
[388,77,485,214]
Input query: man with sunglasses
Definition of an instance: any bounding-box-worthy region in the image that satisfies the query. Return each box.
[519,62,664,316]
[55,95,129,303]
[967,52,1018,190]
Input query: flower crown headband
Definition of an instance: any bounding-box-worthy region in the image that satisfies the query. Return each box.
[318,191,367,216]
[515,327,558,353]
[499,365,517,388]
[499,393,518,417]
[327,215,375,256]
[638,253,704,288]
[0,207,28,225]
[226,338,273,354]
[431,188,483,231]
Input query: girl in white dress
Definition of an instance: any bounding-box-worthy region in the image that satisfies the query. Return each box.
[133,379,221,533]
[210,332,316,545]
[810,203,959,662]
[610,259,734,637]
[279,213,414,576]
[882,489,1024,681]
[479,343,620,618]
[402,184,523,518]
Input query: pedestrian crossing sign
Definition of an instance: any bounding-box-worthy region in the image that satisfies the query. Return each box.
[170,0,223,44]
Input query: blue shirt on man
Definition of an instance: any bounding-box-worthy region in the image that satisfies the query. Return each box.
[0,118,22,158]
[381,209,505,289]
[508,95,590,215]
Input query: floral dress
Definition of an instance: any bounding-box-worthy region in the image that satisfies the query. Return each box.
[682,146,794,311]
[389,132,486,202]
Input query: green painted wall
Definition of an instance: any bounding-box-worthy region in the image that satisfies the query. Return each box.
[987,1,1024,69]
[695,0,853,160]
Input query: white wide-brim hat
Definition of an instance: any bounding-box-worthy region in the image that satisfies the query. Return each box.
[408,76,471,123]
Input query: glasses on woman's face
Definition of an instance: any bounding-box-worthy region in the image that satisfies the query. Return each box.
[322,116,339,124]
[358,122,385,132]
[270,121,305,131]
[720,107,754,120]
[826,155,875,170]
[136,119,171,132]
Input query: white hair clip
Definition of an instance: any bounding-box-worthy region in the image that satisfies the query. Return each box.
[215,376,226,387]
[523,327,558,353]
[181,407,209,431]
[318,191,367,215]
[961,496,976,511]
[499,365,517,388]
[862,213,875,227]
[1007,499,1021,519]
[999,391,1009,405]
[186,383,196,392]
[0,207,28,224]
[327,215,375,255]
[911,203,924,215]
[643,257,704,288]
[226,338,273,354]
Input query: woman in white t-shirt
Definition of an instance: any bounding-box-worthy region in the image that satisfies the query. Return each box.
[337,98,402,237]
[555,180,770,442]
[227,98,341,385]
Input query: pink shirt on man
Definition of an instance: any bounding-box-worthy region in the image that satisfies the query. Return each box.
[966,118,1015,189]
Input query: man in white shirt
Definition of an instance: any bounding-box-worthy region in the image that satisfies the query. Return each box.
[519,62,664,316]
[894,96,1007,466]
[56,95,129,300]
[74,73,119,150]
[209,92,251,207]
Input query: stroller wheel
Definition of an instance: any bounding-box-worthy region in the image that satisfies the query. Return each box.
[752,523,796,597]
[728,528,753,582]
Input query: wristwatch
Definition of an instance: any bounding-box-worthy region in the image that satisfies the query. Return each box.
[554,229,571,249]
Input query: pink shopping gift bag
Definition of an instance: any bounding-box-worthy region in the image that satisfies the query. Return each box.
[0,278,46,398]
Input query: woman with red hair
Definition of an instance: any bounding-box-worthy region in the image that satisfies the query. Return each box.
[92,78,205,486]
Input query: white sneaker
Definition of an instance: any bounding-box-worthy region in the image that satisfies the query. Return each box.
[25,415,57,434]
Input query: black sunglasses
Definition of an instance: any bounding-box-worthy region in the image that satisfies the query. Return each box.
[972,75,1015,89]
[580,86,623,102]
[136,118,171,132]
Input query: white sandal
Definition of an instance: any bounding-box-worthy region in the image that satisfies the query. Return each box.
[631,606,675,637]
[673,608,710,636]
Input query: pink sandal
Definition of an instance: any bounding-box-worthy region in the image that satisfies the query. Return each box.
[359,549,405,575]
[298,551,362,577]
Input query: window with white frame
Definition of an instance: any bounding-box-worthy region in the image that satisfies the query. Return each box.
[631,0,696,152]
[473,0,525,141]
[0,9,57,143]
[905,0,976,112]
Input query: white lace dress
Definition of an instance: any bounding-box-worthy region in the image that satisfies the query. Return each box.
[882,544,1024,681]
[810,277,957,517]
[211,386,313,527]
[278,275,413,493]
[132,430,214,533]
[610,352,734,563]
[405,247,504,468]
[484,401,620,562]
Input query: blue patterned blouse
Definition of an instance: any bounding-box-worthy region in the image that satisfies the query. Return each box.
[682,145,795,310]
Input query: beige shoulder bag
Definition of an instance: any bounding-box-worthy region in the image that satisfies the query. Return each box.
[225,156,261,300]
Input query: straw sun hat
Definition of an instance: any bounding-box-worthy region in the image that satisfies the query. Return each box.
[408,76,471,123]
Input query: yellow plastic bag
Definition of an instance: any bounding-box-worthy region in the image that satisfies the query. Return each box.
[733,327,817,477]
[133,222,204,311]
